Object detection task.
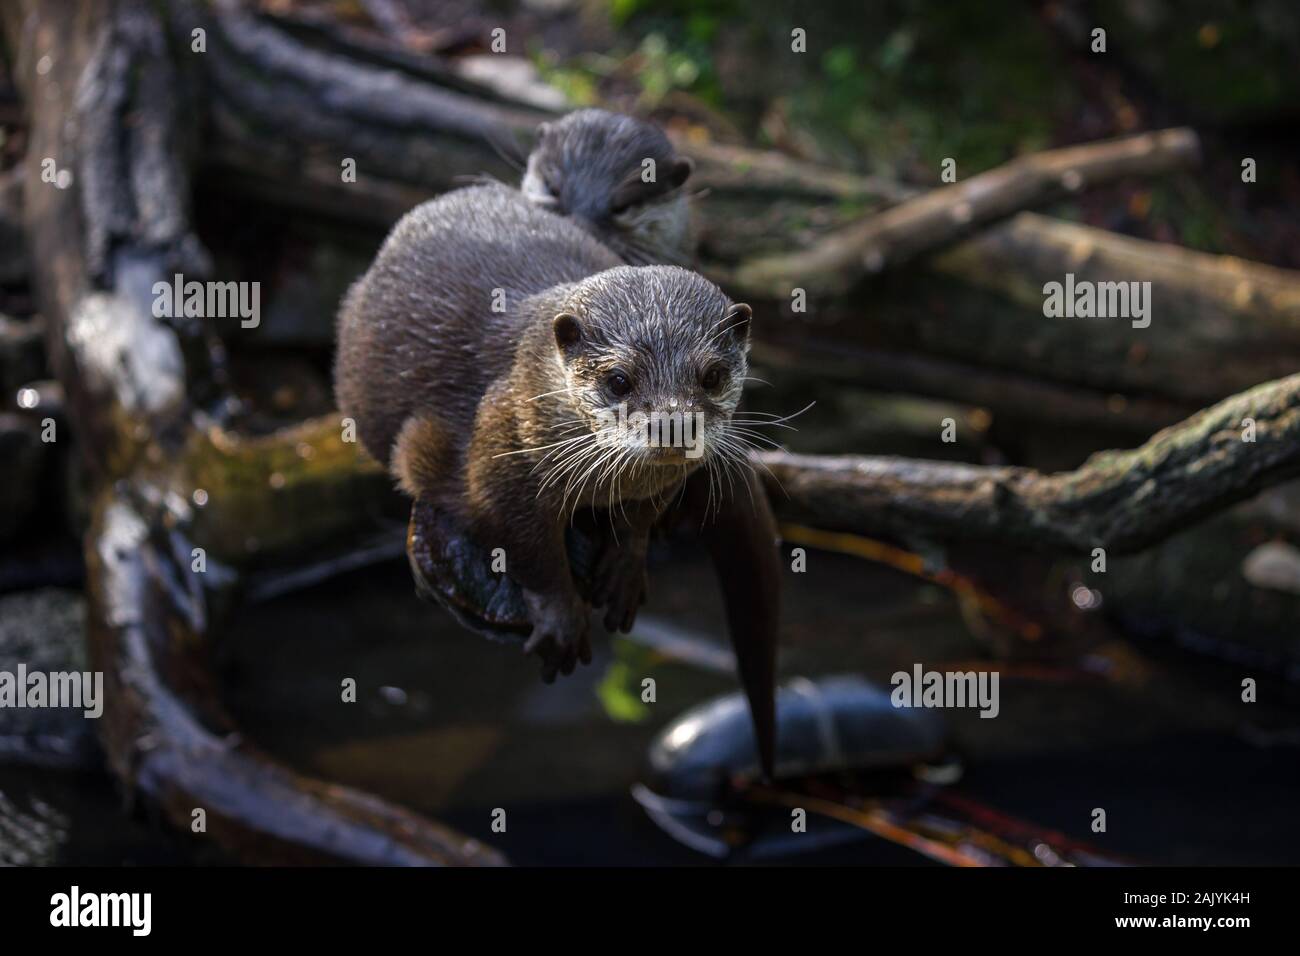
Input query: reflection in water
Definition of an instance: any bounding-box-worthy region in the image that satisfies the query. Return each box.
[5,536,1299,865]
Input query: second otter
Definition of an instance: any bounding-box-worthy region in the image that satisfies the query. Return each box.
[335,184,752,679]
[522,108,696,266]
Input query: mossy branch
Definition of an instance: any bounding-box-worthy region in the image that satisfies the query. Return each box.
[755,371,1300,552]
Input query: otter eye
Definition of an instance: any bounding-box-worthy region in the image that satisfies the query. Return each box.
[701,365,725,391]
[606,371,633,397]
[610,198,637,217]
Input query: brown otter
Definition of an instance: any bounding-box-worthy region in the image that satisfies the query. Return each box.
[520,111,781,775]
[335,183,752,681]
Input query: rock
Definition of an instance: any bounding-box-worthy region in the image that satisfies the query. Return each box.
[1242,541,1300,595]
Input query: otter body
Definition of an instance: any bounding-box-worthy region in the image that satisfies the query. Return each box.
[336,183,751,679]
[336,183,622,468]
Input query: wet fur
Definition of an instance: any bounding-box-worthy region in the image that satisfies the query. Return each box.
[335,183,748,677]
[522,109,696,266]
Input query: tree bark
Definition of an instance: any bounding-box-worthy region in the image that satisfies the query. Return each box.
[165,9,1300,416]
[755,371,1300,553]
[8,0,1300,865]
[4,0,502,865]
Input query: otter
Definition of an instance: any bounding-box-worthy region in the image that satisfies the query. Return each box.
[521,109,696,266]
[335,183,752,681]
[519,111,780,775]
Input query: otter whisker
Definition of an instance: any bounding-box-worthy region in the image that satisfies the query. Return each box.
[530,433,601,477]
[542,435,607,495]
[709,436,757,513]
[571,444,623,522]
[493,432,594,459]
[710,434,748,502]
[719,428,788,501]
[701,322,742,350]
[524,386,584,404]
[729,401,817,427]
[551,433,617,507]
[727,426,784,448]
[728,421,797,432]
[538,437,602,490]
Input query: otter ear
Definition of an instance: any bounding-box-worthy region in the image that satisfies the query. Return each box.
[668,156,694,189]
[723,303,752,344]
[553,312,583,356]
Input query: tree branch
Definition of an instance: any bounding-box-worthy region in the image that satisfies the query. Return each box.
[755,371,1300,553]
[4,0,501,865]
[729,127,1200,297]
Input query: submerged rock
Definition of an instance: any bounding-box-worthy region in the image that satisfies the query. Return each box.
[645,674,949,799]
[634,675,952,857]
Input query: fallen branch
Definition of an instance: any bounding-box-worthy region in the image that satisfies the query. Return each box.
[5,0,502,865]
[729,128,1201,297]
[87,484,502,865]
[200,0,547,197]
[755,371,1300,553]
[924,213,1300,401]
[157,11,1300,413]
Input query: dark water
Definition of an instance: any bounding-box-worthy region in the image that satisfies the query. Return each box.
[4,538,1299,865]
[216,541,1300,866]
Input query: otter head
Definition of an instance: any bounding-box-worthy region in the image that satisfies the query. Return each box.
[522,109,695,266]
[547,266,750,487]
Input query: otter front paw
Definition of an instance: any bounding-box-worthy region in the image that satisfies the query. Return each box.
[521,588,592,683]
[591,542,648,634]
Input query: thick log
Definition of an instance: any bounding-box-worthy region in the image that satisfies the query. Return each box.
[197,0,546,197]
[919,213,1300,402]
[170,17,1300,414]
[8,0,1300,865]
[4,0,501,865]
[754,372,1300,553]
[86,483,502,866]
